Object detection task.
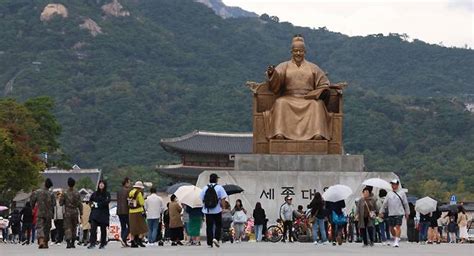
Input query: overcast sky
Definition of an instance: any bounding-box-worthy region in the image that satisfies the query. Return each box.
[223,0,473,48]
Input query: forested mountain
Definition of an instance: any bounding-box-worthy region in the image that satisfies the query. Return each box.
[0,0,473,199]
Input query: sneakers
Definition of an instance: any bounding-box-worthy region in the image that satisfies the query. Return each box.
[212,239,220,248]
[313,241,319,245]
[393,238,400,247]
[322,241,330,245]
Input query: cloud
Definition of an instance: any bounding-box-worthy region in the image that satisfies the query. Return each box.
[447,0,474,12]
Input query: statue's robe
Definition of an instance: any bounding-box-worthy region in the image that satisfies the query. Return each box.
[263,59,331,140]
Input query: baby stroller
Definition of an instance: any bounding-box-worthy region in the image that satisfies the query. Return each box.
[221,211,234,243]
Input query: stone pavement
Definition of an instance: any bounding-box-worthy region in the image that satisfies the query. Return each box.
[0,241,472,256]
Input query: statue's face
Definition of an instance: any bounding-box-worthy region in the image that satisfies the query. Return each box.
[291,45,305,63]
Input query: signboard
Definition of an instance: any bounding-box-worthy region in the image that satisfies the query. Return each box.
[450,195,457,205]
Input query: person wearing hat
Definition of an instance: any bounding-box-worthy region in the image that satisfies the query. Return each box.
[60,177,83,249]
[280,196,296,243]
[379,179,409,248]
[30,178,55,249]
[200,173,228,248]
[128,181,148,248]
[88,180,111,249]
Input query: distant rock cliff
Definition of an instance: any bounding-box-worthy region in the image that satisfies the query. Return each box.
[194,0,257,18]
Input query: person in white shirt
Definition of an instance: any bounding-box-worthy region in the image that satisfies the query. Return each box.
[379,179,409,248]
[144,187,164,245]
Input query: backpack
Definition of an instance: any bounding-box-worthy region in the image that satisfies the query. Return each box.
[203,184,219,210]
[127,189,141,209]
[331,210,347,225]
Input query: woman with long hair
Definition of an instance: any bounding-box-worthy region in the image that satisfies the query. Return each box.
[253,202,266,242]
[457,206,469,243]
[87,180,111,249]
[232,199,247,243]
[308,192,328,245]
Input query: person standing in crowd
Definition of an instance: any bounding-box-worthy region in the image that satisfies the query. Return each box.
[357,187,377,247]
[376,189,388,244]
[200,173,228,248]
[379,179,409,248]
[117,177,131,247]
[20,202,33,245]
[78,195,91,246]
[253,202,266,242]
[428,209,442,244]
[163,203,170,242]
[53,191,65,245]
[9,209,21,243]
[327,200,346,246]
[88,180,111,249]
[308,192,328,245]
[144,187,164,246]
[31,203,38,244]
[0,216,8,243]
[447,215,457,243]
[168,194,184,246]
[407,202,418,243]
[232,199,247,243]
[457,206,468,243]
[60,177,83,249]
[280,196,295,243]
[419,212,430,244]
[30,178,55,249]
[186,205,203,246]
[128,181,148,248]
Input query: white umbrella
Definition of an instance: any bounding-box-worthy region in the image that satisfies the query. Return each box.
[322,185,353,202]
[415,197,437,215]
[362,178,392,191]
[0,206,8,212]
[174,185,203,208]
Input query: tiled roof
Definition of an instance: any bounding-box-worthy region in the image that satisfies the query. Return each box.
[160,130,252,155]
[42,169,101,190]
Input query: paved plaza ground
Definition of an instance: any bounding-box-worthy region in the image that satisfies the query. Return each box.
[0,241,472,256]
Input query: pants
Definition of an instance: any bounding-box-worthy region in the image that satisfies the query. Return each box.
[332,223,344,242]
[379,221,387,242]
[54,219,64,243]
[312,218,327,242]
[147,219,159,243]
[118,214,129,242]
[283,220,293,242]
[234,223,245,240]
[36,217,52,242]
[419,222,430,242]
[1,228,7,241]
[63,215,79,241]
[360,219,374,245]
[449,232,456,243]
[89,220,107,246]
[31,225,36,243]
[255,224,263,241]
[22,223,32,243]
[205,213,222,246]
[81,229,89,243]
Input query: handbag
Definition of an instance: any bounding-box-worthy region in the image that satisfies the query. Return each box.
[364,200,376,219]
[233,210,248,224]
[332,210,347,225]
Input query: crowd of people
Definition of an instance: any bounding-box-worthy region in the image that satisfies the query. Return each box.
[0,174,471,250]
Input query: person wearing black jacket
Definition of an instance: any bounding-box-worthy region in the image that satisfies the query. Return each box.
[87,180,111,249]
[253,202,266,242]
[308,192,328,244]
[20,202,33,245]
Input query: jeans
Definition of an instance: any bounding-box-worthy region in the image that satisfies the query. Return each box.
[419,222,430,242]
[312,218,327,242]
[118,214,129,243]
[379,221,387,242]
[205,213,222,246]
[147,219,159,243]
[31,224,36,243]
[255,224,263,241]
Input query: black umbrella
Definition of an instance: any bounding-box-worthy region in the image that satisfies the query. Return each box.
[223,184,244,196]
[166,182,192,194]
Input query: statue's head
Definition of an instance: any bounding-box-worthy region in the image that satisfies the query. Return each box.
[291,34,305,64]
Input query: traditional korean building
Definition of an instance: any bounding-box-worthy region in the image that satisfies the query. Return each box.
[157,130,252,182]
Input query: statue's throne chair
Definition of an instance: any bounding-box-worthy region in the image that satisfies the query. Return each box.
[249,81,346,154]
